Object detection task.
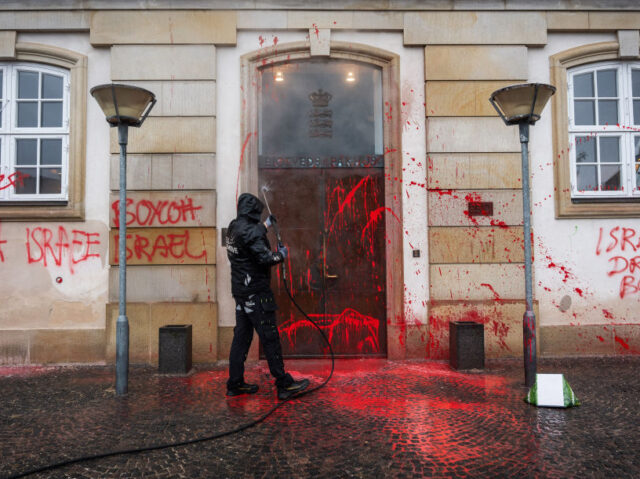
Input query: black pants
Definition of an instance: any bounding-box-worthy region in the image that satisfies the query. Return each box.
[227,291,292,389]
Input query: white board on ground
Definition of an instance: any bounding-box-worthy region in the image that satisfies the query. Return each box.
[536,373,565,407]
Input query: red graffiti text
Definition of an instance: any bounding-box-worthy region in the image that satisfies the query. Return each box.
[113,230,207,263]
[26,227,101,274]
[112,197,203,227]
[597,226,640,298]
[0,171,30,191]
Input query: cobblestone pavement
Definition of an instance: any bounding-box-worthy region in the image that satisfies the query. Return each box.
[1,357,639,478]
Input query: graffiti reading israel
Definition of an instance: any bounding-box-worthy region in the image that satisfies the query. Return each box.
[111,229,211,264]
[596,226,640,298]
[25,226,101,274]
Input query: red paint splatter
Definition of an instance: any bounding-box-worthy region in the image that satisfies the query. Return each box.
[361,207,402,243]
[614,335,630,350]
[279,308,380,354]
[480,283,503,303]
[329,176,371,232]
[489,219,508,229]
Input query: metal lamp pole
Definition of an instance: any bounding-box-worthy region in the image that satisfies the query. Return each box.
[116,123,129,396]
[518,121,536,388]
[91,83,156,396]
[489,83,555,388]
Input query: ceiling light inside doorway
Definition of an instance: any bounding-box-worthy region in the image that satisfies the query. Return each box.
[346,71,355,82]
[275,71,284,82]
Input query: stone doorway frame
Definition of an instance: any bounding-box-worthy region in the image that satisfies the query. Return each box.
[240,41,405,358]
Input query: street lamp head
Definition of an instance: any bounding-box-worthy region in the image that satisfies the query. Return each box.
[489,83,556,126]
[91,83,156,127]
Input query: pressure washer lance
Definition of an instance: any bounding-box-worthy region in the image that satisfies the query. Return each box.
[261,186,287,281]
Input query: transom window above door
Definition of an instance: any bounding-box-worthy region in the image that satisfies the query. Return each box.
[0,63,69,202]
[259,60,383,169]
[568,62,640,199]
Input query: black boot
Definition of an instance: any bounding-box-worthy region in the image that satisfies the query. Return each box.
[277,378,310,400]
[226,382,259,397]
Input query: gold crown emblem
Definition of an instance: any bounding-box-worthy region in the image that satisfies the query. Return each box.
[308,89,332,108]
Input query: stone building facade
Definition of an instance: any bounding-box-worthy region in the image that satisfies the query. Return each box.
[1,1,639,365]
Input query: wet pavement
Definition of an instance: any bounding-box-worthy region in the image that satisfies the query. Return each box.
[1,357,639,478]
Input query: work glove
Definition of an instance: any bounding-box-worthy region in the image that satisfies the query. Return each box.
[278,245,288,259]
[264,214,277,228]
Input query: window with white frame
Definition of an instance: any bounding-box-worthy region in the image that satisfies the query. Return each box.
[568,62,640,199]
[0,63,69,202]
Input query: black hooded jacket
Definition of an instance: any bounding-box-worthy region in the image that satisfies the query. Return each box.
[226,193,284,298]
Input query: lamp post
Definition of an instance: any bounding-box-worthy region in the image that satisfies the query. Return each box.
[91,84,156,396]
[489,83,555,388]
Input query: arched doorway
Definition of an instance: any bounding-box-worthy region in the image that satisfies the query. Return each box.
[241,42,402,357]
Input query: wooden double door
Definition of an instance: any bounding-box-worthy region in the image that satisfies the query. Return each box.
[259,168,387,357]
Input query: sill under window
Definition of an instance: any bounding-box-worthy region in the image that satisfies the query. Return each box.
[0,200,68,206]
[572,197,640,204]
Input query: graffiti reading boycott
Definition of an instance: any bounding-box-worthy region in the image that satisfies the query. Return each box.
[596,226,640,298]
[26,226,101,274]
[112,197,203,227]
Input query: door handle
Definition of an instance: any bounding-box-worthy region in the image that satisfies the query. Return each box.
[324,264,338,279]
[322,233,338,279]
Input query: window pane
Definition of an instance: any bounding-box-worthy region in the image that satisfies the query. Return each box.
[40,168,61,194]
[577,165,598,191]
[600,165,621,191]
[598,100,618,125]
[574,72,594,97]
[17,102,38,127]
[597,69,617,97]
[575,136,596,163]
[14,168,36,194]
[632,69,640,97]
[41,139,62,165]
[18,71,39,99]
[634,100,640,125]
[599,137,620,163]
[577,166,598,191]
[16,139,37,165]
[260,60,383,158]
[41,102,62,127]
[574,100,595,125]
[42,74,63,99]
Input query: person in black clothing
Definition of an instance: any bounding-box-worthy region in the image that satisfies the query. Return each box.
[226,193,310,400]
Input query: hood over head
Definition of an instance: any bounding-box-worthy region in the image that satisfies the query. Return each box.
[237,193,264,222]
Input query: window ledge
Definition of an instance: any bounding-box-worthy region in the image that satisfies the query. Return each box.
[0,201,83,221]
